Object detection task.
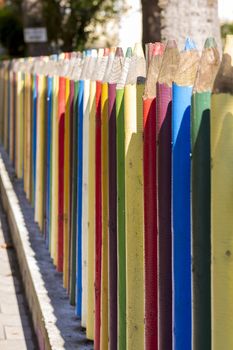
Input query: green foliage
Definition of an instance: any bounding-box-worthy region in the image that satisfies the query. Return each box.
[221,22,233,39]
[0,0,124,55]
[41,0,125,51]
[0,6,25,57]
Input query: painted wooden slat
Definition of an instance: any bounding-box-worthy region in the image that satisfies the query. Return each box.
[192,38,219,350]
[172,38,199,350]
[63,76,71,288]
[94,49,109,350]
[211,34,233,350]
[156,40,179,350]
[87,77,97,340]
[31,73,38,207]
[69,80,79,305]
[35,74,46,231]
[100,48,115,350]
[124,43,146,350]
[68,77,74,295]
[108,47,124,350]
[16,70,24,179]
[116,47,132,350]
[143,42,164,350]
[57,75,66,271]
[45,75,53,249]
[50,74,59,262]
[82,50,97,327]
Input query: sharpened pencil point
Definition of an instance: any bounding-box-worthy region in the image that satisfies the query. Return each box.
[115,47,124,57]
[133,42,145,58]
[204,37,217,49]
[152,42,165,56]
[166,39,177,49]
[126,47,132,58]
[184,37,196,51]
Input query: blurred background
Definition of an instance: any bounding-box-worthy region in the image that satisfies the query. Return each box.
[0,0,232,58]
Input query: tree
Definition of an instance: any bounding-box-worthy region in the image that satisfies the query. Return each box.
[141,0,221,50]
[4,0,124,55]
[40,0,125,52]
[0,5,26,57]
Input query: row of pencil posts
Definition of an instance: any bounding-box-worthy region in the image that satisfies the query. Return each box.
[0,33,233,350]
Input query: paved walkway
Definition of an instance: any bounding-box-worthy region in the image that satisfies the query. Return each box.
[0,201,38,350]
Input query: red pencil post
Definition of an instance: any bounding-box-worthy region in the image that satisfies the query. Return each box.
[143,42,164,350]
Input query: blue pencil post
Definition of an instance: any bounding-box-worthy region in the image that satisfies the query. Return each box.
[76,50,91,317]
[172,38,199,350]
[76,76,84,317]
[32,73,37,207]
[45,75,53,248]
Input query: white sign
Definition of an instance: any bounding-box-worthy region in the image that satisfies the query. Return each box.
[24,28,47,43]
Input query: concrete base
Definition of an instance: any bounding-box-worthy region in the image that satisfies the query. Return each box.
[0,150,93,350]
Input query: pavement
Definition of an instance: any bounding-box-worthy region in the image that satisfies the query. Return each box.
[0,200,38,350]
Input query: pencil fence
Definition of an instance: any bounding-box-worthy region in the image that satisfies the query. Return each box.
[0,34,232,350]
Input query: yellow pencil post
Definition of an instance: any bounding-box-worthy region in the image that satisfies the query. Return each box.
[87,78,97,340]
[63,76,70,288]
[124,43,146,350]
[9,66,14,163]
[16,69,24,179]
[0,64,4,142]
[3,61,9,151]
[24,68,32,200]
[211,34,233,350]
[100,79,109,350]
[35,73,46,230]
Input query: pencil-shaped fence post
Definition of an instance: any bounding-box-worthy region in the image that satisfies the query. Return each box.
[192,38,219,350]
[108,47,124,350]
[81,49,97,327]
[211,34,233,350]
[31,70,38,207]
[100,47,116,350]
[50,63,60,263]
[35,66,46,231]
[116,46,132,350]
[45,71,53,248]
[76,49,94,318]
[124,43,146,350]
[143,42,164,350]
[16,65,24,179]
[156,40,179,350]
[86,49,103,340]
[69,56,83,304]
[172,38,199,350]
[94,48,109,350]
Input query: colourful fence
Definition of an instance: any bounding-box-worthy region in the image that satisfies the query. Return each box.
[0,34,233,350]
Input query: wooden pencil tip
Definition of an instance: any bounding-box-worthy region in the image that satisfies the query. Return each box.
[166,39,177,49]
[204,37,217,49]
[104,48,110,56]
[152,42,165,56]
[184,37,196,51]
[115,47,124,57]
[98,48,104,58]
[126,47,133,58]
[76,51,82,58]
[91,49,98,57]
[110,47,116,54]
[133,42,145,58]
[224,35,233,58]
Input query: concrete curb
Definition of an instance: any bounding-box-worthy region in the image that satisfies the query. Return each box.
[0,155,66,350]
